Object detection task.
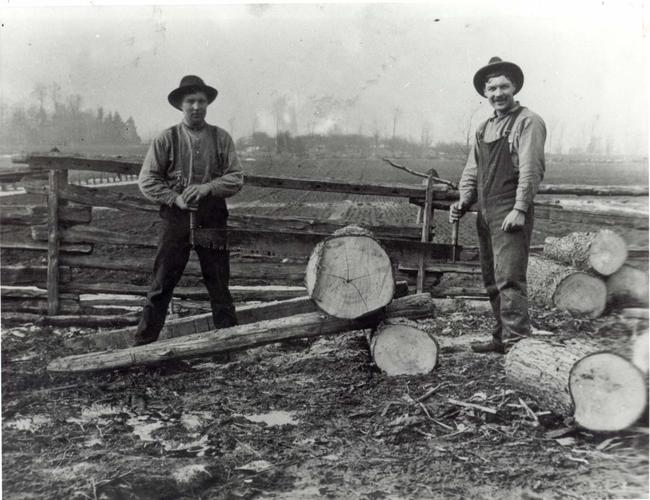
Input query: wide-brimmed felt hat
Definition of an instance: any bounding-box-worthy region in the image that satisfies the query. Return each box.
[473,57,524,97]
[168,75,218,110]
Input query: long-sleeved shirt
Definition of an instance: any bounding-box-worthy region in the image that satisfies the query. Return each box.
[458,103,546,212]
[138,121,244,207]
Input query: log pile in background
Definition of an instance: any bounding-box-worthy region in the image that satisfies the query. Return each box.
[505,329,649,432]
[528,229,648,317]
[543,229,628,276]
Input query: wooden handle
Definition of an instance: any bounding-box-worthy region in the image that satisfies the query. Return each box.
[451,220,459,262]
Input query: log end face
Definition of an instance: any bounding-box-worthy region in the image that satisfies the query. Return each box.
[371,322,439,376]
[554,272,607,318]
[589,229,628,276]
[570,352,648,432]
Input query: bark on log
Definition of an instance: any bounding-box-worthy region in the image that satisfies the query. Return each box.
[368,318,439,376]
[505,336,648,432]
[606,264,649,309]
[305,225,395,319]
[543,230,628,276]
[47,293,436,373]
[528,256,607,317]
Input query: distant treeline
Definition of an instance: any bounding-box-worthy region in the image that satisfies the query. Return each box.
[0,83,141,152]
[236,131,467,159]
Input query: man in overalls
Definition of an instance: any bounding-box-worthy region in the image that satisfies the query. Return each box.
[450,57,546,353]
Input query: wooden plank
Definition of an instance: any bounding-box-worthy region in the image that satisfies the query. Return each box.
[64,296,319,352]
[536,184,648,196]
[63,281,307,301]
[244,173,442,200]
[1,265,71,286]
[399,262,482,275]
[1,286,78,300]
[0,205,92,226]
[1,311,140,328]
[417,174,436,293]
[1,239,93,254]
[32,224,153,247]
[47,170,66,314]
[534,202,649,229]
[1,298,81,314]
[59,183,156,212]
[48,293,437,373]
[27,154,141,176]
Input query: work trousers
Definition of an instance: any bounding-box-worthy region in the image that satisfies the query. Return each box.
[134,205,237,344]
[476,201,534,346]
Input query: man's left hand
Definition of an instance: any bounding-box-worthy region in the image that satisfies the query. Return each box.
[181,184,211,204]
[501,209,526,232]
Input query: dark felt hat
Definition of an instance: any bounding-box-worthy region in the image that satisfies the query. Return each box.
[473,57,524,97]
[168,75,218,110]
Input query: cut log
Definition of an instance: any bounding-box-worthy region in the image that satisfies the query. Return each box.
[570,352,647,432]
[369,318,439,376]
[543,230,628,276]
[606,264,649,309]
[506,336,648,432]
[528,256,607,317]
[632,329,649,375]
[47,293,436,373]
[305,225,395,319]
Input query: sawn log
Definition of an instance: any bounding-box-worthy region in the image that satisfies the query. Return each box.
[48,293,436,373]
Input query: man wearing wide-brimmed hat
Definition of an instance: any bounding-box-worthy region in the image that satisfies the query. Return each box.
[449,57,546,354]
[134,75,244,346]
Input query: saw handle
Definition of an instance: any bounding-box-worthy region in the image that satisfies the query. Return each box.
[451,219,459,262]
[189,206,198,248]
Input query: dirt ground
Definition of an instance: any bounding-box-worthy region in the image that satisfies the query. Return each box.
[2,303,649,500]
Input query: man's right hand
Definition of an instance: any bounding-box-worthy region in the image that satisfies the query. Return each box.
[175,195,189,210]
[449,201,466,223]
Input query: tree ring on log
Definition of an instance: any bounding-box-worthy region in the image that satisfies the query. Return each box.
[369,319,439,376]
[552,272,607,318]
[305,225,395,319]
[570,352,648,432]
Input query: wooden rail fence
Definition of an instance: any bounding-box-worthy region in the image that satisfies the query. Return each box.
[0,153,647,323]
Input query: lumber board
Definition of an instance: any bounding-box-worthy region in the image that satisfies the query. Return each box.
[0,311,140,328]
[1,298,81,314]
[535,202,649,230]
[26,154,141,176]
[48,170,66,314]
[65,296,319,351]
[48,293,437,372]
[398,262,482,275]
[59,183,156,212]
[0,205,92,225]
[1,286,78,300]
[1,239,93,254]
[1,265,71,286]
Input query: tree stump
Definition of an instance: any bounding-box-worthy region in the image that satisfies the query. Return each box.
[543,229,628,276]
[606,264,649,309]
[528,256,607,317]
[506,335,648,432]
[305,225,395,319]
[368,318,439,376]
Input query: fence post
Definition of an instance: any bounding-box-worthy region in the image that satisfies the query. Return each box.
[416,172,436,293]
[47,169,67,314]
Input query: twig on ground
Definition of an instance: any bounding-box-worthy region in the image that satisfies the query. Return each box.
[416,382,446,403]
[448,398,498,415]
[518,397,539,425]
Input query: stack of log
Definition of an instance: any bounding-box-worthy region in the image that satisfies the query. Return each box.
[48,225,440,376]
[505,325,649,432]
[528,229,648,317]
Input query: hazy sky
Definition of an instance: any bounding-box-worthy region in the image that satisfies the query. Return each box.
[1,0,648,154]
